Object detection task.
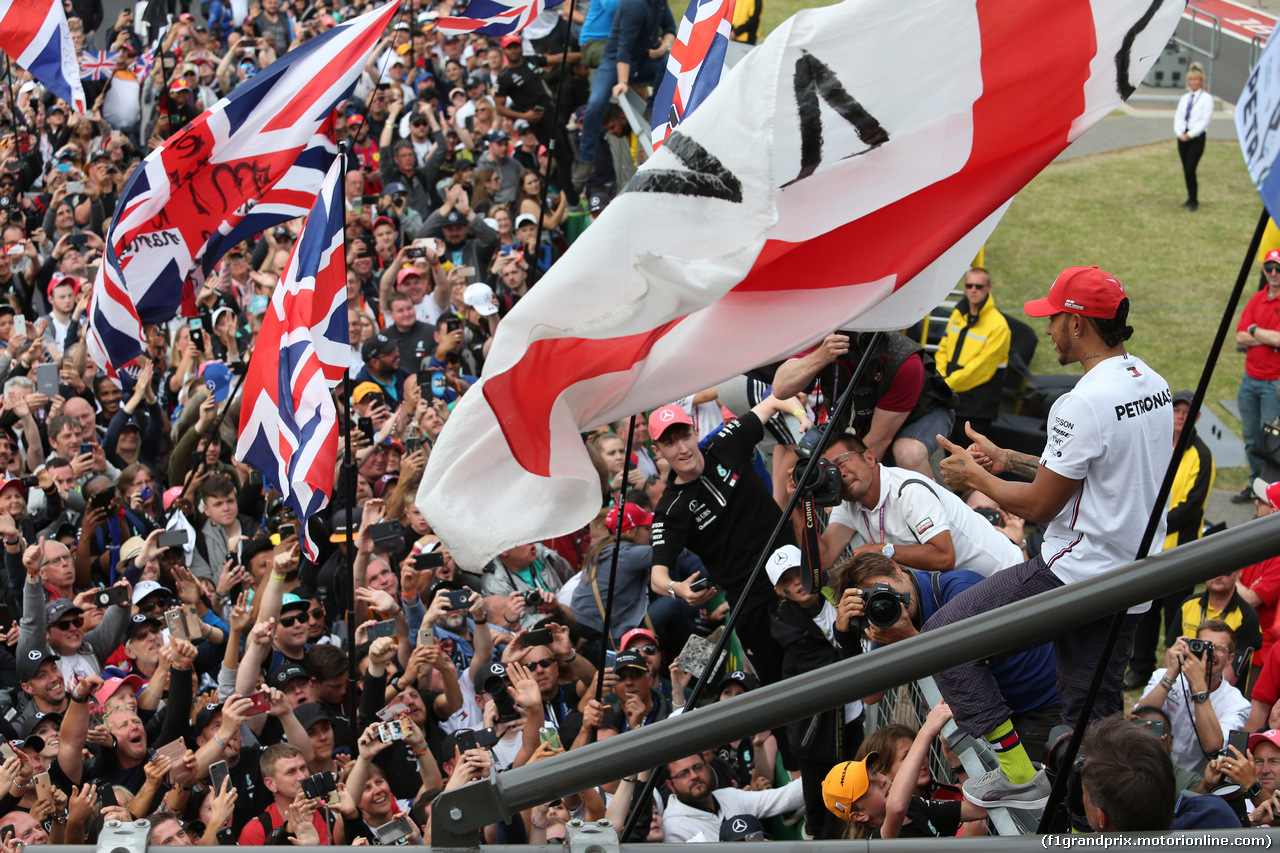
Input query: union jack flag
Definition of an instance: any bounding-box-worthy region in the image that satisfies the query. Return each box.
[133,46,156,80]
[436,0,565,37]
[236,155,348,562]
[650,0,734,152]
[86,0,399,378]
[0,0,87,112]
[80,50,119,80]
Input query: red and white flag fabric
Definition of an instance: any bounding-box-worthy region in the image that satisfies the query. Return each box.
[435,0,565,37]
[650,0,735,151]
[236,155,348,562]
[0,0,87,112]
[418,0,1182,570]
[85,0,397,378]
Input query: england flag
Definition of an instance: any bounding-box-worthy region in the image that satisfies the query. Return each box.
[418,0,1183,570]
[86,0,398,378]
[236,155,349,562]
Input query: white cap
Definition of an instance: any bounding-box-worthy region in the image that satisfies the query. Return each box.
[463,282,498,316]
[131,579,172,604]
[766,545,802,586]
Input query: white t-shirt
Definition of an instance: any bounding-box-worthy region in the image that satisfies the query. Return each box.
[1039,354,1172,608]
[828,465,1023,577]
[1145,668,1251,774]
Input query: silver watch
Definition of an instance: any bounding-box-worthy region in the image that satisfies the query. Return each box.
[882,543,895,559]
[668,582,678,598]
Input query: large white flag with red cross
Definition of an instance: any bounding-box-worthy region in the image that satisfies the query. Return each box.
[418,0,1181,570]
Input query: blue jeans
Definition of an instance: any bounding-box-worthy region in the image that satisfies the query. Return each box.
[1239,372,1280,479]
[579,54,665,166]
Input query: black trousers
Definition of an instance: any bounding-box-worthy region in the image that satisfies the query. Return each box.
[1178,134,1206,205]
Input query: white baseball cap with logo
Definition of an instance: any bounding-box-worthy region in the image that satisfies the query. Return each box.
[766,544,803,585]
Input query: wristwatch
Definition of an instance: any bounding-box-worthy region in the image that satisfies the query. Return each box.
[1191,690,1210,704]
[882,543,895,559]
[1247,780,1264,799]
[668,582,678,598]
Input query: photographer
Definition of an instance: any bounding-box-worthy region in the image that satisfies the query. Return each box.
[801,431,1022,577]
[766,544,864,839]
[834,552,1060,761]
[236,742,349,844]
[1136,620,1250,773]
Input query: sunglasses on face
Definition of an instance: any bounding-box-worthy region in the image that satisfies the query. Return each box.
[1267,265,1280,273]
[308,608,325,620]
[964,282,988,289]
[53,616,84,630]
[630,644,658,656]
[278,613,305,628]
[137,599,171,613]
[527,657,557,670]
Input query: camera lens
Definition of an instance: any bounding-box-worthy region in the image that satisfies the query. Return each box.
[866,594,900,628]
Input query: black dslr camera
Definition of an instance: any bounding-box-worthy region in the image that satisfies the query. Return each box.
[792,424,842,507]
[851,582,912,632]
[1185,637,1216,666]
[481,663,521,723]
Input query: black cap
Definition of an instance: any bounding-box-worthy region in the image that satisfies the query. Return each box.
[45,599,83,623]
[127,613,163,638]
[474,660,508,694]
[361,332,397,361]
[442,208,467,226]
[294,702,335,731]
[719,814,766,842]
[614,650,648,673]
[588,192,610,215]
[1172,389,1195,406]
[194,701,223,732]
[483,129,509,144]
[18,647,59,682]
[716,670,759,695]
[269,665,309,690]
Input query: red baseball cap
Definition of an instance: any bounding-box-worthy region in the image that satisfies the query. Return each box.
[648,404,693,441]
[1250,729,1280,752]
[1266,249,1280,264]
[620,628,658,650]
[1024,266,1126,319]
[606,503,653,534]
[501,34,522,47]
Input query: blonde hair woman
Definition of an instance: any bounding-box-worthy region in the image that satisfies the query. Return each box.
[1174,62,1211,211]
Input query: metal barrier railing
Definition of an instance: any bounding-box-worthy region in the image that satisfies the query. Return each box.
[430,513,1280,851]
[1176,6,1222,90]
[1252,32,1269,70]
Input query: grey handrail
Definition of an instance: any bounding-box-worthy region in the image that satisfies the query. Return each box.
[432,512,1280,851]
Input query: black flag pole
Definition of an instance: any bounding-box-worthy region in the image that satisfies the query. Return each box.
[531,0,583,256]
[1037,207,1272,831]
[593,415,639,718]
[334,139,361,754]
[621,334,886,840]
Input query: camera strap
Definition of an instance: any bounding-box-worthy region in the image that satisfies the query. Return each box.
[799,493,822,594]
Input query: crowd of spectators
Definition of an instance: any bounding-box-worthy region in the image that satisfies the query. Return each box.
[0,0,1274,845]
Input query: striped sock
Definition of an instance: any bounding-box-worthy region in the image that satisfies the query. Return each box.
[985,720,1035,785]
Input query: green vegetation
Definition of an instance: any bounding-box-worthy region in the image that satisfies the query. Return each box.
[984,139,1261,491]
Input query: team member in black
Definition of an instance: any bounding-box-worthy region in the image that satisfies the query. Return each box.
[493,34,578,205]
[647,394,796,685]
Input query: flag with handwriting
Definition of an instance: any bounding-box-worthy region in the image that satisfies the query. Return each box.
[418,0,1182,569]
[86,0,398,378]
